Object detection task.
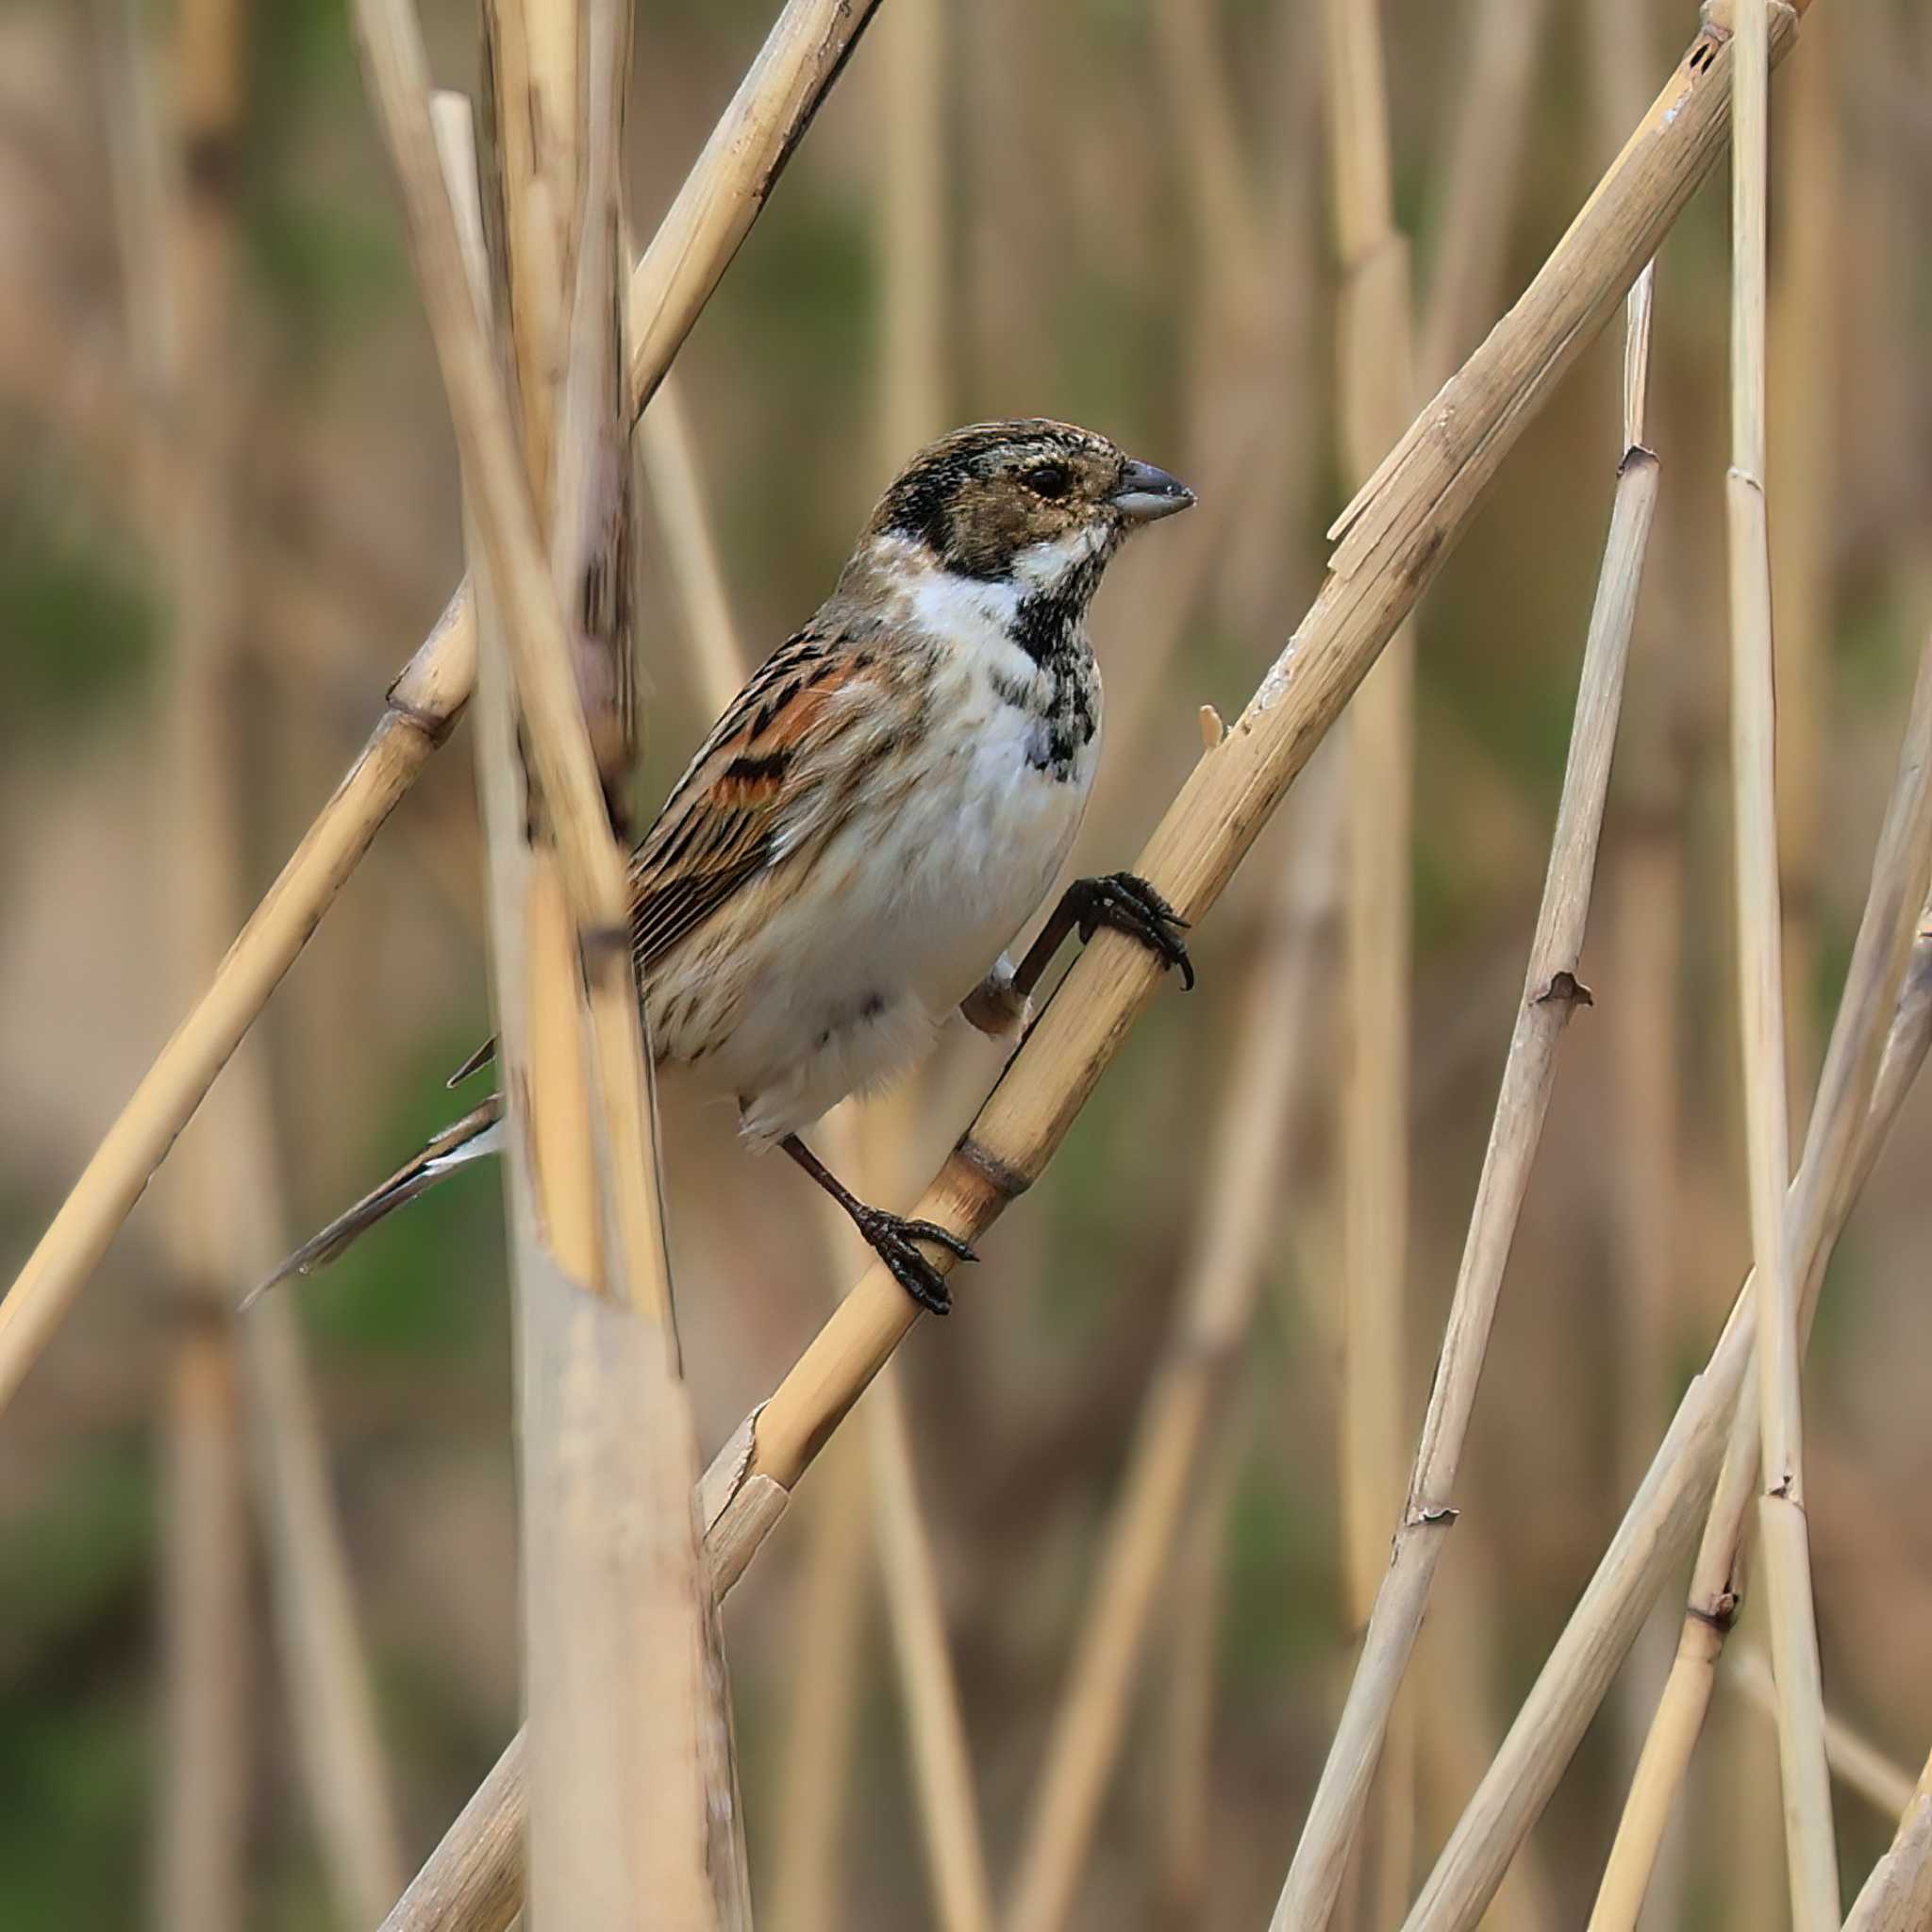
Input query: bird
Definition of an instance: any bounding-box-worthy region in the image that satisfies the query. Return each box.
[255,418,1195,1315]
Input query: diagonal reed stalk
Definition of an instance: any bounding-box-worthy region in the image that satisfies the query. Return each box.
[1725,4,1840,1922]
[0,0,885,1419]
[375,20,1811,1929]
[1003,756,1343,1932]
[1400,679,1932,1931]
[1271,242,1661,1932]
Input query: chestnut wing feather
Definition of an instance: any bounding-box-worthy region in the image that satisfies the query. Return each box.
[628,625,875,970]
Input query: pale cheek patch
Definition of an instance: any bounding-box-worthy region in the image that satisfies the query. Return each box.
[1011,525,1109,595]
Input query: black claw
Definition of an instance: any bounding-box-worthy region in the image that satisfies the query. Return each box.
[855,1208,976,1316]
[1069,872,1196,991]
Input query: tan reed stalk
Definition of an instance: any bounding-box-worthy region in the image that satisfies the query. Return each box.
[1731,1650,1920,1820]
[1272,248,1660,1932]
[1402,694,1932,1932]
[426,28,740,1916]
[639,370,745,709]
[1413,1550,1558,1932]
[144,5,253,1925]
[766,1428,871,1932]
[1769,4,1839,1099]
[1586,632,1932,1929]
[384,24,1805,1922]
[1844,1751,1932,1932]
[1415,0,1551,386]
[1005,759,1343,1932]
[866,15,996,1919]
[868,1367,995,1932]
[856,12,994,1912]
[0,0,884,1420]
[1726,5,1840,1920]
[1320,0,1419,1910]
[104,4,407,1916]
[1153,1407,1244,1926]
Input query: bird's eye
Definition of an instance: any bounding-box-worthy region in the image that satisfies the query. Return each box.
[1023,463,1071,500]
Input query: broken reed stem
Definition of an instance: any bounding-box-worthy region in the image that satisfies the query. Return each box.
[1005,762,1342,1932]
[1272,268,1659,1932]
[1586,632,1932,1931]
[1731,1651,1921,1820]
[1844,1751,1932,1932]
[0,0,882,1420]
[1322,0,1418,1910]
[1401,692,1930,1932]
[445,36,741,1921]
[1727,4,1840,1922]
[385,23,1800,1924]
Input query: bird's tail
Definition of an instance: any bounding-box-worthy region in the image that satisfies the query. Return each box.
[242,1095,505,1310]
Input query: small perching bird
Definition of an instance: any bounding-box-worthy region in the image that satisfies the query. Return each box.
[258,419,1195,1313]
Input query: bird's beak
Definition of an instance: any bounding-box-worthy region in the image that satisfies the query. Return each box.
[1109,458,1195,523]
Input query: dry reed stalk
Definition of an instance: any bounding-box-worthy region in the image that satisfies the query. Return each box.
[1153,1407,1244,1925]
[639,370,745,711]
[1726,5,1840,1920]
[1769,6,1839,1097]
[143,7,253,1926]
[1005,761,1343,1932]
[1731,1651,1920,1820]
[0,0,884,1419]
[1321,0,1419,1910]
[424,32,738,1919]
[105,2,407,1915]
[387,23,1803,1919]
[1272,255,1659,1932]
[767,1426,871,1932]
[1585,636,1932,1930]
[868,1366,995,1932]
[1401,664,1932,1932]
[158,1331,250,1932]
[1412,1551,1557,1932]
[1844,1752,1932,1932]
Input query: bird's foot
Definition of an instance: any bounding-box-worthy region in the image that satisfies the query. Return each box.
[854,1208,977,1316]
[1067,873,1195,990]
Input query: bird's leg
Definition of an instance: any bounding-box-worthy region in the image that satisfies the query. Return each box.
[779,1133,976,1316]
[1008,872,1194,1002]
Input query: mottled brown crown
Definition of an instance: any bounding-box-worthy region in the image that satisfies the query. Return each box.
[866,419,1188,584]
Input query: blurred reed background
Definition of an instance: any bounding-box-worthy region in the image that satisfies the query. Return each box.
[3,0,1931,1926]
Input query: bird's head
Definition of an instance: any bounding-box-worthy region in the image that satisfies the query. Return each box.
[863,419,1193,603]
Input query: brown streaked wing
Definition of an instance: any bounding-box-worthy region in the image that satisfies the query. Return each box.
[628,625,877,972]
